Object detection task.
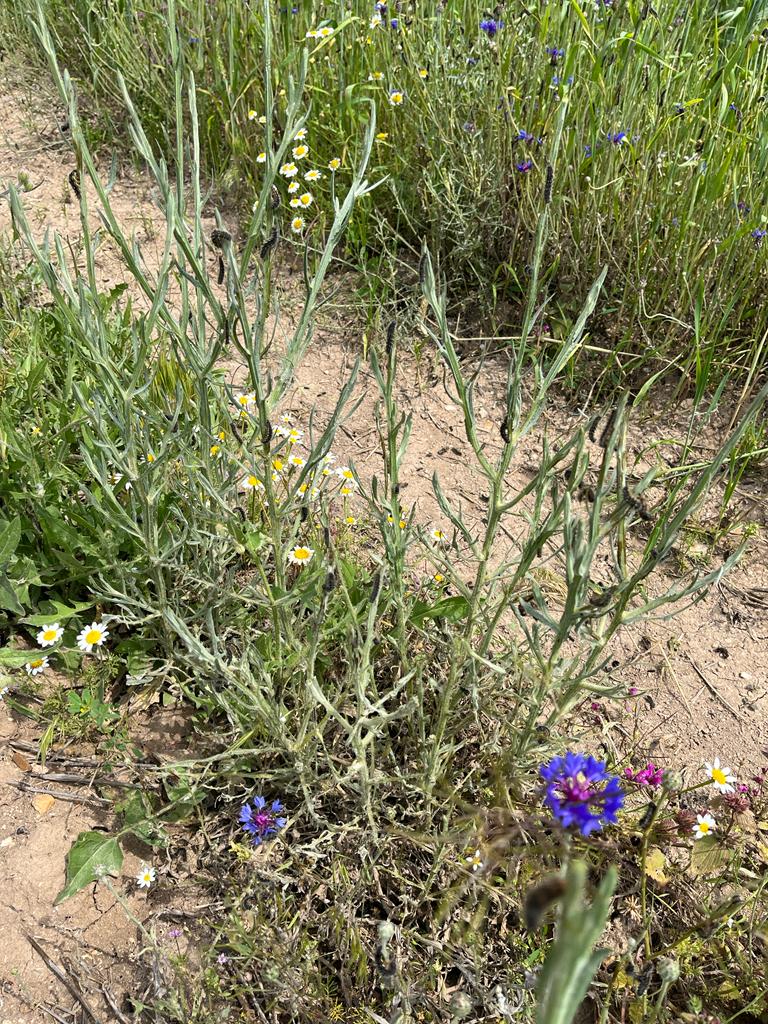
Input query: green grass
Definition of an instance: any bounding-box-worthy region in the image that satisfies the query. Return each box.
[0,2,767,1022]
[3,0,768,393]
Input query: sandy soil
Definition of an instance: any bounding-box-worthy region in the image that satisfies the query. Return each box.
[2,61,767,1021]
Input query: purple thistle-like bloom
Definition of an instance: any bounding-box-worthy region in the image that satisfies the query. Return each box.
[480,17,503,36]
[624,762,665,788]
[239,795,287,846]
[516,160,533,173]
[540,752,624,836]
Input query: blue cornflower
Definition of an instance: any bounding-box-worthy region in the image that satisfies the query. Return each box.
[752,228,766,245]
[546,46,565,63]
[239,795,288,845]
[540,752,624,836]
[480,17,503,37]
[608,130,628,145]
[517,129,534,143]
[515,160,533,173]
[584,143,593,157]
[390,17,399,28]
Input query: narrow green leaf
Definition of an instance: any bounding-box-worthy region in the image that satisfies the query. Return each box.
[0,517,21,566]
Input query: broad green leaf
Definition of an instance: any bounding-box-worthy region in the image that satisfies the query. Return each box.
[21,600,94,626]
[0,647,37,668]
[0,517,21,566]
[0,574,25,615]
[244,526,266,558]
[409,595,469,627]
[55,831,123,904]
[688,835,731,878]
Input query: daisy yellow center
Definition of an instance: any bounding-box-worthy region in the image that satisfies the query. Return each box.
[146,453,155,462]
[248,476,260,487]
[699,821,710,834]
[294,548,311,561]
[43,628,57,641]
[711,768,727,785]
[85,628,102,645]
[30,659,43,669]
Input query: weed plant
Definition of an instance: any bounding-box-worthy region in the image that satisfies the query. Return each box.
[0,5,767,1022]
[4,0,768,391]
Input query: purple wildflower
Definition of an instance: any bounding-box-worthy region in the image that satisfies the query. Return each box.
[584,143,593,158]
[217,952,229,965]
[516,160,533,173]
[239,795,287,845]
[546,46,565,63]
[540,752,624,836]
[624,762,665,788]
[390,17,399,28]
[517,129,534,143]
[168,927,182,939]
[752,228,766,245]
[608,130,628,145]
[480,17,503,36]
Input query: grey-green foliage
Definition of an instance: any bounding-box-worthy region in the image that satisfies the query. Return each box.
[535,861,618,1024]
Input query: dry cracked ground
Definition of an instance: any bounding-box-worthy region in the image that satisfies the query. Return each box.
[1,63,767,1022]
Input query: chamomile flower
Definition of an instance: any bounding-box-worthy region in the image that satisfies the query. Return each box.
[292,144,309,160]
[705,758,736,794]
[257,151,267,163]
[288,180,301,193]
[317,25,334,37]
[294,127,308,140]
[306,28,319,38]
[693,813,716,839]
[77,621,109,653]
[345,515,357,525]
[137,864,156,888]
[328,157,341,171]
[304,168,322,182]
[430,528,447,543]
[340,484,356,496]
[288,453,306,468]
[336,466,355,481]
[370,12,383,27]
[242,474,264,491]
[291,216,305,233]
[272,457,286,474]
[368,71,384,81]
[299,192,313,207]
[389,90,405,106]
[142,452,156,465]
[37,623,63,648]
[209,444,222,458]
[418,67,429,79]
[236,393,256,410]
[280,162,299,178]
[288,545,315,565]
[290,197,302,208]
[288,428,303,443]
[25,656,49,677]
[247,109,259,121]
[465,849,484,871]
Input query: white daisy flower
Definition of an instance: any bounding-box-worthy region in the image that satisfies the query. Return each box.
[37,623,63,648]
[288,181,300,194]
[287,546,315,565]
[292,144,309,160]
[76,622,110,653]
[241,474,264,491]
[693,813,716,840]
[430,528,447,544]
[25,656,50,676]
[465,849,483,871]
[304,169,322,182]
[236,393,256,410]
[290,197,302,208]
[705,757,736,794]
[294,128,308,141]
[257,151,267,163]
[291,216,305,233]
[328,157,341,171]
[137,864,156,888]
[288,453,306,468]
[335,465,355,481]
[279,162,299,178]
